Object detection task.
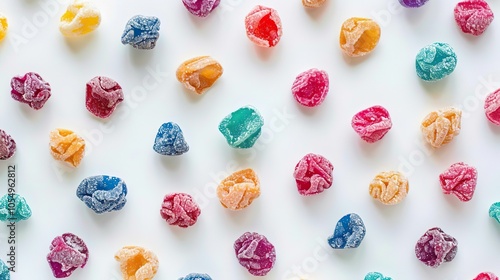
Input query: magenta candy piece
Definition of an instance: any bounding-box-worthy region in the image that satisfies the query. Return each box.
[86,76,124,119]
[484,88,500,125]
[160,193,201,228]
[234,232,276,276]
[351,105,392,143]
[291,69,329,107]
[474,272,499,280]
[11,72,51,110]
[0,130,16,160]
[46,233,89,278]
[182,0,220,17]
[439,162,477,202]
[454,0,494,36]
[415,227,457,268]
[293,153,333,196]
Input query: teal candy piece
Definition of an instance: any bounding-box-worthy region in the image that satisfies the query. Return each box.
[218,106,264,149]
[0,194,32,222]
[489,202,500,223]
[0,259,10,280]
[365,272,393,280]
[415,42,457,81]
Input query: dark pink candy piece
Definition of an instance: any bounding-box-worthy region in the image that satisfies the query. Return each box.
[439,162,477,202]
[415,227,458,268]
[454,0,494,36]
[293,153,333,196]
[292,69,329,107]
[86,76,124,119]
[11,72,51,110]
[160,193,201,228]
[474,272,499,280]
[484,88,500,125]
[47,233,89,278]
[234,232,276,276]
[0,130,16,160]
[182,0,220,17]
[351,105,392,143]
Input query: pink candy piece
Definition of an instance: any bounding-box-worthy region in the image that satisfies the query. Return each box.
[414,227,458,268]
[294,153,334,196]
[439,162,477,202]
[160,193,201,228]
[291,69,329,107]
[454,0,494,36]
[474,272,499,280]
[234,232,276,276]
[351,105,392,143]
[46,233,89,278]
[86,76,124,119]
[484,88,500,125]
[0,129,16,160]
[182,0,220,17]
[11,72,51,110]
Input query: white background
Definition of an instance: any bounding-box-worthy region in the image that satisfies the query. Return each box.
[1,0,500,279]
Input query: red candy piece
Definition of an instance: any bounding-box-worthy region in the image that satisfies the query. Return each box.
[291,69,329,107]
[439,162,477,202]
[0,129,16,160]
[294,153,334,196]
[415,227,458,268]
[46,233,89,278]
[86,76,124,118]
[234,232,276,276]
[11,72,51,110]
[245,5,282,48]
[484,88,500,125]
[160,193,201,228]
[474,272,499,280]
[454,0,494,36]
[351,105,392,143]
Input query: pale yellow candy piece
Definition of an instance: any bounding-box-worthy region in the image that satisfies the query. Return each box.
[421,108,461,148]
[49,128,85,167]
[115,246,159,280]
[59,1,101,37]
[302,0,326,8]
[369,171,409,205]
[217,169,260,210]
[0,13,8,41]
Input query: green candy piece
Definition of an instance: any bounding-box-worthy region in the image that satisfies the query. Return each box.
[218,106,264,149]
[0,194,32,222]
[489,202,500,223]
[365,272,393,280]
[0,259,10,280]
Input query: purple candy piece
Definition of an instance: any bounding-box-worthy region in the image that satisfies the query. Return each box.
[11,72,51,110]
[399,0,429,8]
[234,232,276,276]
[0,130,16,160]
[182,0,220,17]
[415,227,458,268]
[47,233,89,278]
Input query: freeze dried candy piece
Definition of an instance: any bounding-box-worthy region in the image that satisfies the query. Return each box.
[245,5,282,48]
[415,227,457,268]
[0,259,9,280]
[294,153,333,196]
[86,76,124,118]
[176,56,223,94]
[399,0,429,8]
[121,15,160,49]
[49,129,85,167]
[352,105,392,143]
[182,0,220,17]
[328,213,366,249]
[11,72,51,110]
[292,68,329,107]
[454,0,494,36]
[365,272,393,280]
[179,273,212,280]
[160,193,201,228]
[0,13,7,41]
[484,88,500,125]
[76,175,127,214]
[219,106,264,149]
[217,169,260,210]
[0,129,16,160]
[153,122,189,156]
[421,108,461,148]
[115,246,159,280]
[489,202,500,223]
[234,232,276,276]
[0,194,32,222]
[439,162,477,202]
[302,0,326,8]
[369,171,409,205]
[416,42,457,81]
[474,272,499,280]
[47,233,89,278]
[59,0,100,37]
[339,17,381,57]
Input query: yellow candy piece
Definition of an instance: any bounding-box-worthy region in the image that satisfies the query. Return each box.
[369,171,409,205]
[115,246,159,280]
[176,56,223,94]
[0,14,8,41]
[49,128,85,167]
[421,108,461,148]
[217,169,260,210]
[59,1,101,37]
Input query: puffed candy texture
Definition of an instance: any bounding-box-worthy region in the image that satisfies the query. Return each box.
[340,17,381,57]
[399,0,429,8]
[121,15,160,49]
[59,1,100,37]
[219,106,264,149]
[489,202,500,223]
[86,76,124,119]
[178,273,213,280]
[0,129,16,160]
[439,162,477,202]
[302,0,326,8]
[474,272,499,280]
[49,129,86,167]
[47,233,89,278]
[11,72,51,110]
[176,56,223,94]
[115,246,159,280]
[484,88,500,125]
[0,259,10,280]
[292,69,329,107]
[217,169,260,210]
[76,175,127,214]
[153,122,189,156]
[0,194,32,223]
[415,227,458,268]
[245,5,283,48]
[160,193,201,228]
[454,0,494,36]
[234,232,276,276]
[352,105,392,143]
[365,272,393,280]
[416,42,457,81]
[369,171,409,205]
[421,108,461,148]
[0,13,8,41]
[294,153,334,196]
[182,0,220,17]
[328,213,366,249]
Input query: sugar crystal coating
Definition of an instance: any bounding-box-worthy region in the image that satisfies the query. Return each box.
[454,0,494,36]
[245,5,283,48]
[121,15,160,50]
[0,259,10,280]
[489,202,500,223]
[176,56,223,94]
[11,72,51,110]
[484,88,500,125]
[302,0,326,8]
[365,272,393,280]
[415,227,458,268]
[160,193,201,228]
[0,13,8,42]
[49,128,85,167]
[219,106,264,149]
[0,194,31,223]
[86,76,124,118]
[115,246,159,280]
[217,169,260,210]
[399,0,429,8]
[182,0,220,17]
[47,233,89,278]
[416,42,457,81]
[234,232,276,276]
[474,272,499,280]
[421,108,461,148]
[59,1,100,37]
[292,69,329,107]
[153,122,189,156]
[294,153,334,196]
[0,129,16,160]
[328,213,366,249]
[369,171,409,205]
[178,273,212,280]
[339,17,381,57]
[352,105,392,143]
[76,175,127,214]
[439,162,477,202]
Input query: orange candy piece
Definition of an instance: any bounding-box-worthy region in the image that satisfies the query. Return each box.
[369,171,409,205]
[115,246,159,280]
[49,128,85,167]
[302,0,326,8]
[339,17,381,57]
[421,108,462,148]
[176,56,223,94]
[217,169,260,210]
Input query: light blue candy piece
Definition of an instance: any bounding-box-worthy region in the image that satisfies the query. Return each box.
[489,202,500,223]
[76,175,127,214]
[365,272,393,280]
[415,42,457,81]
[153,122,189,156]
[178,273,212,280]
[328,213,366,249]
[121,15,160,49]
[0,259,10,280]
[0,194,32,223]
[218,106,264,149]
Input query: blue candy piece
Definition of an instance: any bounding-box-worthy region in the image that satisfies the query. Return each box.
[415,42,457,81]
[121,15,160,49]
[178,273,212,280]
[0,194,32,223]
[218,106,264,149]
[365,272,392,280]
[76,175,127,214]
[153,122,189,156]
[328,213,366,249]
[0,259,10,280]
[489,202,500,223]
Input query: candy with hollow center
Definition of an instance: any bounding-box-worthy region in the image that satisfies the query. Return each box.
[0,194,32,222]
[339,17,381,57]
[399,0,429,8]
[217,169,260,210]
[182,0,220,17]
[292,69,329,107]
[86,76,124,118]
[219,106,264,149]
[416,42,457,81]
[0,259,9,280]
[294,153,334,196]
[0,129,16,160]
[121,15,160,49]
[439,162,477,202]
[47,233,89,278]
[415,227,458,268]
[474,272,499,280]
[11,72,51,110]
[49,129,85,167]
[245,5,282,48]
[454,0,494,36]
[153,122,189,156]
[489,202,500,223]
[421,108,461,148]
[59,1,101,37]
[328,213,366,249]
[115,246,159,280]
[160,193,201,228]
[176,56,223,94]
[352,105,392,143]
[302,0,326,8]
[0,13,8,42]
[76,175,127,214]
[365,272,393,280]
[369,171,409,205]
[234,232,276,276]
[484,88,500,125]
[179,273,212,280]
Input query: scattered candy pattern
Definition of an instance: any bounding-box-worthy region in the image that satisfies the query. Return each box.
[115,246,159,280]
[0,259,9,280]
[86,76,124,119]
[421,108,462,148]
[182,0,220,17]
[179,273,212,280]
[439,162,477,202]
[415,227,458,268]
[160,193,201,228]
[293,153,334,196]
[365,272,393,280]
[217,169,260,210]
[415,42,457,81]
[454,0,494,36]
[176,56,223,94]
[234,232,276,276]
[121,15,160,49]
[219,106,264,149]
[0,129,16,160]
[474,272,499,280]
[11,72,51,110]
[59,1,101,37]
[484,88,500,125]
[369,171,409,205]
[76,175,128,214]
[291,68,329,107]
[339,17,381,57]
[302,0,326,8]
[153,122,189,156]
[49,128,85,167]
[351,105,392,143]
[46,233,89,278]
[0,13,7,42]
[0,194,32,222]
[399,0,429,8]
[328,213,366,249]
[489,202,500,223]
[245,5,283,48]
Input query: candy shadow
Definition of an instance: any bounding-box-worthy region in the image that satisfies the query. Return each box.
[418,78,449,96]
[128,47,155,67]
[304,0,330,20]
[222,205,261,226]
[85,209,124,229]
[182,86,204,103]
[341,53,371,66]
[402,7,427,24]
[62,33,97,53]
[253,45,276,61]
[355,137,385,156]
[165,222,199,241]
[157,154,184,170]
[18,102,43,121]
[186,12,218,29]
[442,193,466,211]
[487,121,500,134]
[295,102,320,116]
[372,199,407,219]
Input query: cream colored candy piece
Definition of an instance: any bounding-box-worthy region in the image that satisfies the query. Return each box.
[0,13,8,41]
[49,128,85,167]
[115,246,159,280]
[421,108,462,148]
[217,168,260,210]
[59,1,101,37]
[302,0,326,8]
[369,171,409,205]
